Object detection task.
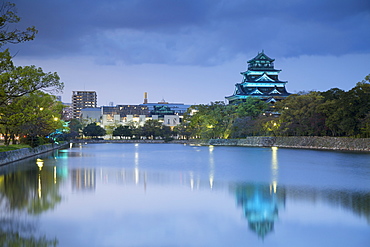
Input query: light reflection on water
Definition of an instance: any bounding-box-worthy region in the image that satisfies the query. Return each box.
[0,143,369,247]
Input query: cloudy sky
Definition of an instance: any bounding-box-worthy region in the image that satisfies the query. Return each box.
[6,0,370,105]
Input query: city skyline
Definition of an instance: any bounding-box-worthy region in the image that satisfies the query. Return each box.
[7,0,370,105]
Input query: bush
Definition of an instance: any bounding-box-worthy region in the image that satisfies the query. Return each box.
[20,136,52,148]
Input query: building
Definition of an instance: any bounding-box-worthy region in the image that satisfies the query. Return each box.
[225,51,291,104]
[72,91,97,119]
[101,105,149,127]
[80,108,102,123]
[141,93,191,115]
[61,103,73,120]
[150,105,180,128]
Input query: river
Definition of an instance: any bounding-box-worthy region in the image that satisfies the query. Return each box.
[0,143,369,246]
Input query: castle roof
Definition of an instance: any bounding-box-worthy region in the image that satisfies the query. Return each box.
[247,51,275,63]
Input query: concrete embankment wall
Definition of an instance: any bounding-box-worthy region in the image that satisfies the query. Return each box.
[190,136,370,152]
[71,139,188,144]
[0,142,69,166]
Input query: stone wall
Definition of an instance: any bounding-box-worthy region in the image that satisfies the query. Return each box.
[0,142,69,166]
[189,137,370,152]
[71,139,189,144]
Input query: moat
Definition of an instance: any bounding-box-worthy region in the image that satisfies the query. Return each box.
[0,143,369,246]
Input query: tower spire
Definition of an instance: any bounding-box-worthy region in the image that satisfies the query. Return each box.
[144,92,148,104]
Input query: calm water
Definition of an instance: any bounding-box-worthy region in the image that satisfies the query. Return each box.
[0,143,369,247]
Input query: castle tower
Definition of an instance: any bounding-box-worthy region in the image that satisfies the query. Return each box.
[225,51,291,104]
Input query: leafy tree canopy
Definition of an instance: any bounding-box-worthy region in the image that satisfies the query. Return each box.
[0,49,63,106]
[0,91,63,145]
[83,123,106,138]
[0,2,38,47]
[113,125,132,139]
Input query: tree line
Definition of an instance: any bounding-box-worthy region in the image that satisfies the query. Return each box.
[69,119,174,141]
[70,75,369,141]
[178,77,370,139]
[0,2,64,147]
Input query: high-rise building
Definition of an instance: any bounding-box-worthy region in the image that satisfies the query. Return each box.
[72,91,97,118]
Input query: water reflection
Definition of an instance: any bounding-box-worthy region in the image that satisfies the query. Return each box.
[135,143,139,184]
[1,144,369,246]
[285,186,370,224]
[209,145,215,189]
[0,155,62,246]
[232,183,285,239]
[72,169,96,192]
[271,147,278,193]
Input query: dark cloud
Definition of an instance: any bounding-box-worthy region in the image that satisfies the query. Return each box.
[8,0,370,65]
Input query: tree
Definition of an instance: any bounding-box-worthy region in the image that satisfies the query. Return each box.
[68,119,83,138]
[141,120,164,139]
[235,98,269,119]
[113,125,132,139]
[0,91,63,146]
[0,2,63,146]
[82,123,106,138]
[19,92,64,135]
[0,2,37,47]
[319,88,346,136]
[0,49,63,107]
[360,112,370,138]
[105,124,119,139]
[339,81,370,136]
[184,99,269,139]
[319,78,370,137]
[276,92,326,136]
[173,122,192,140]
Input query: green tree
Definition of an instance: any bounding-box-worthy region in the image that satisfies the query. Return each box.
[0,2,37,47]
[113,125,132,139]
[347,81,370,136]
[141,120,164,139]
[235,98,269,118]
[184,104,218,139]
[276,92,326,136]
[230,98,270,137]
[0,50,63,106]
[68,118,83,138]
[360,112,370,138]
[0,91,63,146]
[161,125,172,140]
[82,123,106,138]
[105,124,119,139]
[173,122,192,140]
[319,77,370,137]
[185,99,269,139]
[319,88,346,136]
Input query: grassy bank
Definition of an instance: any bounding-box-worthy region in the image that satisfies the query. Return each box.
[0,144,31,152]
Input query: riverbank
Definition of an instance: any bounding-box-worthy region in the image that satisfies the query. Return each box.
[1,137,367,165]
[74,136,370,152]
[71,139,188,144]
[189,136,370,152]
[0,142,69,166]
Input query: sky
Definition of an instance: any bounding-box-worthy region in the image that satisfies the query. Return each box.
[5,0,370,106]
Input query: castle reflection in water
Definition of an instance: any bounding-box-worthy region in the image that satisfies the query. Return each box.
[68,165,369,239]
[69,166,285,238]
[233,183,285,238]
